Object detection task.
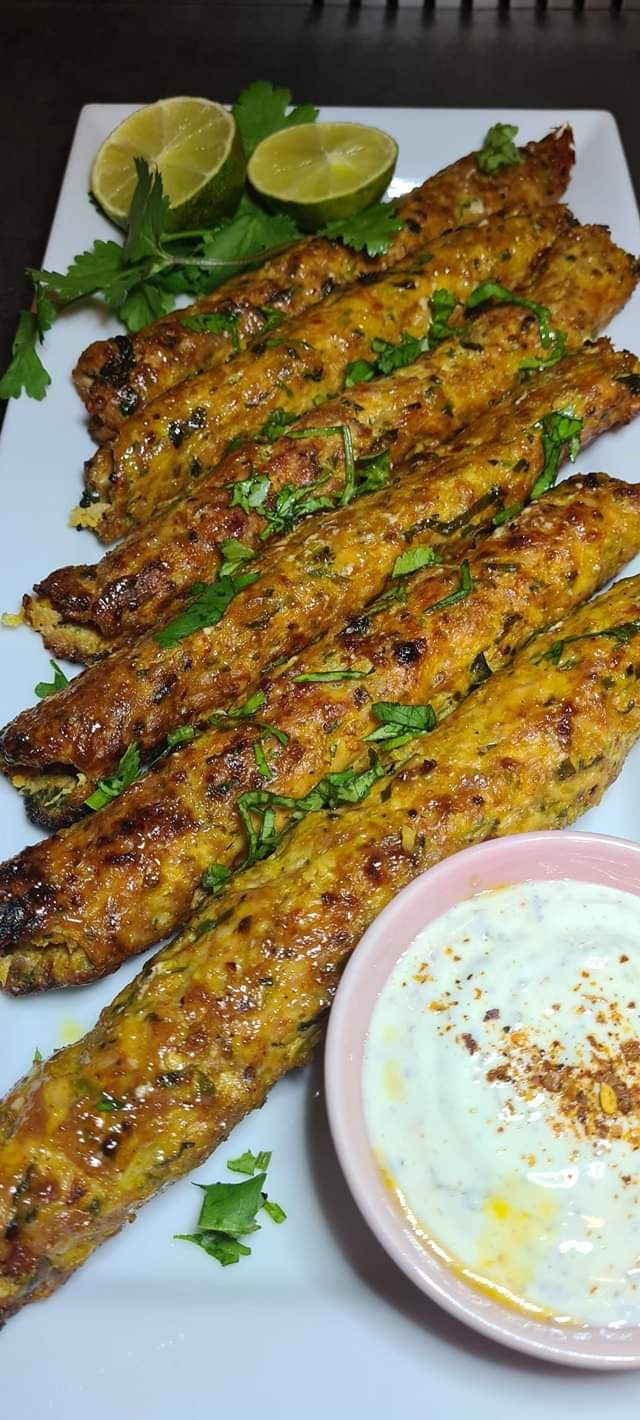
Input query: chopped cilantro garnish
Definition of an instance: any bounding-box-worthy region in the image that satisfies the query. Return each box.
[538,619,640,666]
[292,666,373,684]
[32,1046,43,1064]
[85,744,142,812]
[531,411,583,499]
[425,559,473,614]
[180,310,240,351]
[227,1149,273,1176]
[176,1149,286,1269]
[166,724,196,749]
[96,1092,125,1112]
[236,753,384,867]
[344,358,376,389]
[392,544,440,578]
[155,568,259,648]
[218,538,257,576]
[476,123,522,175]
[365,700,437,750]
[229,472,271,514]
[201,863,232,894]
[321,202,404,258]
[426,288,457,347]
[34,659,69,699]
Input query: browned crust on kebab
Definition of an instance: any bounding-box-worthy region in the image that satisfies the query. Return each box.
[79,206,570,541]
[26,225,639,661]
[1,571,640,1322]
[3,470,640,991]
[3,302,639,821]
[74,126,575,442]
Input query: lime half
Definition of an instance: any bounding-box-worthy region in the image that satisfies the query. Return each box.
[91,96,246,232]
[247,121,398,231]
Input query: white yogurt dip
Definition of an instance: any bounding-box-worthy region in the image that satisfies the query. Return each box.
[363,878,640,1326]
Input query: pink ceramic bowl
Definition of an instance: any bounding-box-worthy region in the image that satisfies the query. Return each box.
[325,829,640,1369]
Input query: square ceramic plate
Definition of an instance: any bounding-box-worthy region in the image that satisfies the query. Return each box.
[1,107,640,1419]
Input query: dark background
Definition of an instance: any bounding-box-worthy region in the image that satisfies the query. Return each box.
[1,0,639,383]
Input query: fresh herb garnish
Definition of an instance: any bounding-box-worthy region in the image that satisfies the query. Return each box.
[292,666,373,684]
[258,407,299,443]
[96,1092,125,1112]
[34,659,69,699]
[538,619,640,666]
[0,304,55,401]
[229,472,271,514]
[519,330,567,374]
[32,1046,43,1064]
[476,123,522,175]
[232,81,318,158]
[180,310,240,351]
[426,288,458,347]
[201,862,232,894]
[321,203,404,258]
[392,544,440,578]
[365,700,437,749]
[425,559,473,614]
[344,358,377,389]
[227,1149,272,1176]
[166,724,196,749]
[156,568,259,648]
[492,501,524,528]
[85,744,142,811]
[176,1152,286,1267]
[258,479,335,539]
[218,538,257,577]
[531,410,583,499]
[253,739,273,779]
[236,753,384,866]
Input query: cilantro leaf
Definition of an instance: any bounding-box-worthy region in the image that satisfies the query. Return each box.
[116,280,175,333]
[123,158,169,262]
[292,666,373,684]
[166,724,196,749]
[258,405,299,442]
[233,80,318,158]
[262,1198,287,1224]
[344,358,376,389]
[392,544,440,578]
[365,700,437,749]
[197,194,299,290]
[321,202,404,258]
[236,753,384,866]
[371,330,427,374]
[181,309,240,351]
[32,1047,43,1064]
[85,744,142,811]
[0,307,53,401]
[228,1149,273,1175]
[34,659,70,699]
[519,330,567,374]
[196,1172,267,1236]
[426,288,457,347]
[155,568,259,648]
[538,619,640,667]
[218,538,257,577]
[476,123,522,175]
[531,411,583,499]
[176,1232,252,1266]
[202,862,232,894]
[425,559,473,614]
[355,448,391,496]
[96,1092,125,1112]
[229,472,271,514]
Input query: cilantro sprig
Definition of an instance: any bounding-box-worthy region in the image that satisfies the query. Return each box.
[176,1149,286,1267]
[476,123,522,175]
[537,619,640,667]
[34,659,69,699]
[1,81,404,402]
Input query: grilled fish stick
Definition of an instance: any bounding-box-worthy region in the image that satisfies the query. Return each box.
[74,127,575,443]
[3,472,640,993]
[2,573,640,1323]
[81,206,570,542]
[25,224,640,664]
[4,332,639,826]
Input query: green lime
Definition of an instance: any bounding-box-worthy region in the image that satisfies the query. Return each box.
[247,121,398,231]
[90,96,246,232]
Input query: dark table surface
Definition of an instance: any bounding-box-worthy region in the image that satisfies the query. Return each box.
[1,0,639,390]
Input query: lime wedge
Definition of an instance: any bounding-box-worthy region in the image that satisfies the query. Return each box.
[247,121,398,231]
[91,96,246,232]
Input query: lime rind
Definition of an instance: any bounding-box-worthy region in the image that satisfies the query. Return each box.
[247,121,398,231]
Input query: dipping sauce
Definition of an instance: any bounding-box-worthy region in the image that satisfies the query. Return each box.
[363,878,640,1327]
